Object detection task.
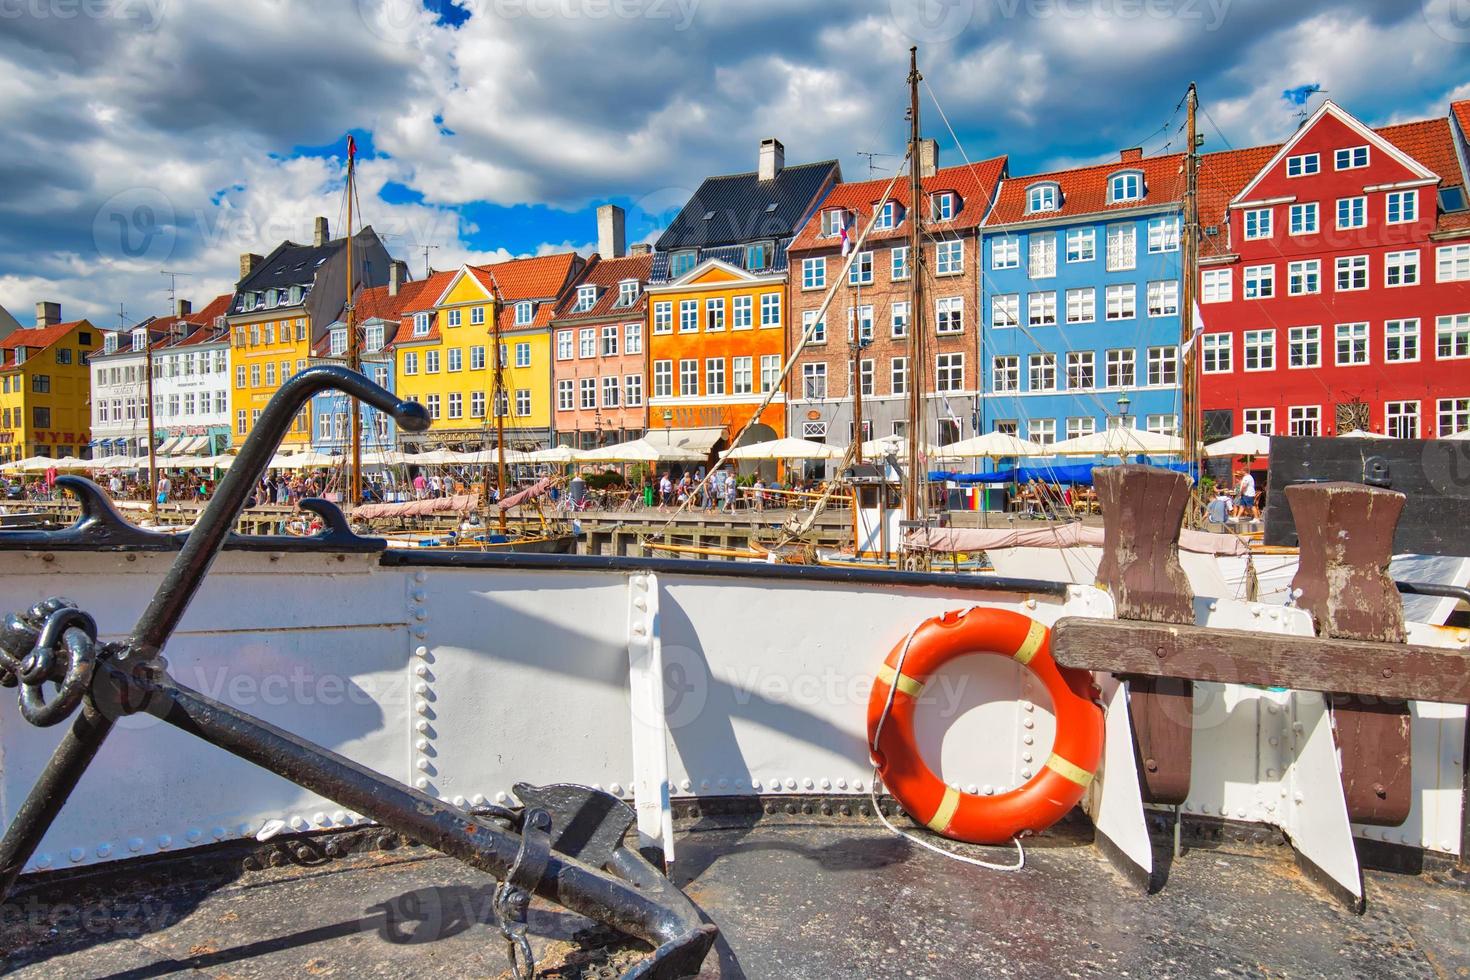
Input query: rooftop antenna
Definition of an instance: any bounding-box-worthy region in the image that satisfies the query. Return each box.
[117,302,127,331]
[161,270,190,316]
[856,151,898,177]
[411,243,441,278]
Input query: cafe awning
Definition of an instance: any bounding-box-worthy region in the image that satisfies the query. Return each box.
[643,427,725,455]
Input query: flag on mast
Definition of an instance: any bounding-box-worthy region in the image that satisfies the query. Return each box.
[346,134,357,162]
[839,213,852,256]
[1179,300,1205,361]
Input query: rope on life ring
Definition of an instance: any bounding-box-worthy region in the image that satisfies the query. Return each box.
[866,607,1104,858]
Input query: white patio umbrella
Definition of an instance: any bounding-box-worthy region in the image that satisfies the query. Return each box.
[1049,427,1184,457]
[1336,428,1384,438]
[461,448,530,465]
[723,437,845,461]
[406,449,461,465]
[939,432,1048,458]
[1204,432,1272,457]
[524,446,579,464]
[578,438,704,463]
[860,435,946,458]
[1445,428,1470,441]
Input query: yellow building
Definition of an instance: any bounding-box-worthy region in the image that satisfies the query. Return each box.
[227,218,393,448]
[391,254,584,450]
[0,304,96,462]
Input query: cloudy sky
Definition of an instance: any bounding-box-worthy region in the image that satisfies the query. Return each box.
[0,0,1466,328]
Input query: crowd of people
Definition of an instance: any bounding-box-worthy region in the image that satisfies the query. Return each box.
[648,469,822,513]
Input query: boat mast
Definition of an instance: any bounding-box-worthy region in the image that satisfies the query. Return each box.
[1181,83,1200,481]
[904,46,926,529]
[852,272,865,465]
[145,326,157,518]
[483,271,508,533]
[345,140,362,506]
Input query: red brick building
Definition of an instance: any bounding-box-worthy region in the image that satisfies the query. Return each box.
[785,145,1007,450]
[1196,99,1470,441]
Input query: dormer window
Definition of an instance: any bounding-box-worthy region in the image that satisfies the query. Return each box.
[412,312,430,337]
[931,192,957,221]
[574,284,597,312]
[289,285,303,304]
[265,288,279,307]
[1108,172,1143,203]
[874,201,900,229]
[329,328,347,356]
[669,250,696,278]
[365,324,384,352]
[820,209,847,237]
[745,241,773,271]
[514,301,533,325]
[131,329,147,352]
[13,347,26,366]
[617,279,639,307]
[1026,183,1060,214]
[103,334,119,354]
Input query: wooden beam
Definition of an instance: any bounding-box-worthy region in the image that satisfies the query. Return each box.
[1050,617,1470,705]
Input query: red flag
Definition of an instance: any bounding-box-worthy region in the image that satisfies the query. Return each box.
[346,135,357,161]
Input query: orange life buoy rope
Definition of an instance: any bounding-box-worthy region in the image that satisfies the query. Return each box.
[867,607,1103,846]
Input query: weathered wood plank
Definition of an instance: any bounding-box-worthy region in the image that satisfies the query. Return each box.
[1050,617,1470,704]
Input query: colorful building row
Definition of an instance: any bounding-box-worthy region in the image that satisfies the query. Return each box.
[42,94,1470,466]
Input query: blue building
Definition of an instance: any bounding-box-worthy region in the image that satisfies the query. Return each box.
[308,272,413,458]
[979,151,1185,448]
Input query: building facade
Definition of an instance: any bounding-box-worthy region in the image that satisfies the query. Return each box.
[152,294,233,457]
[786,145,1006,450]
[228,217,393,450]
[0,303,95,461]
[310,265,416,456]
[1196,100,1470,441]
[980,150,1189,448]
[90,320,161,459]
[647,139,839,451]
[550,209,652,448]
[392,253,584,451]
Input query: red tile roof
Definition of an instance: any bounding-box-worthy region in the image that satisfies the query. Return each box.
[385,270,459,347]
[550,252,654,322]
[0,319,90,369]
[1197,144,1280,258]
[986,151,1187,226]
[190,293,234,328]
[788,158,1008,252]
[470,252,583,302]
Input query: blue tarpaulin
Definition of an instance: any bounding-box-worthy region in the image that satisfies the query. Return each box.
[930,460,1194,486]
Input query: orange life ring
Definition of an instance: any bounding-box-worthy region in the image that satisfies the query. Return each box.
[866,607,1103,845]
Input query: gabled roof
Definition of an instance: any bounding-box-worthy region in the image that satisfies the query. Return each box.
[191,293,234,328]
[1230,101,1438,205]
[986,151,1186,226]
[550,252,654,322]
[0,319,90,370]
[1197,144,1280,259]
[656,159,841,251]
[385,270,459,347]
[788,157,1008,252]
[469,252,583,302]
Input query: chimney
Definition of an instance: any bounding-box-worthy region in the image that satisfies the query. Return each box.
[389,259,408,296]
[314,216,330,246]
[758,137,785,181]
[174,299,192,318]
[597,204,626,259]
[239,252,264,280]
[35,301,60,327]
[919,139,939,178]
[1120,147,1143,163]
[629,243,653,256]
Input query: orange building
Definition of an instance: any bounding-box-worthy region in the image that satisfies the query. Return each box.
[646,139,839,453]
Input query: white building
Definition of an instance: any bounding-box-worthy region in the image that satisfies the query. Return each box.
[89,322,159,458]
[88,296,233,459]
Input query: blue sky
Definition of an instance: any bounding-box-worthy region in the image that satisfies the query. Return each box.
[0,0,1466,326]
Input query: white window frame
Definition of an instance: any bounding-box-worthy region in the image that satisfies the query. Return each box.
[1384,319,1420,364]
[1288,325,1321,368]
[1335,322,1370,366]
